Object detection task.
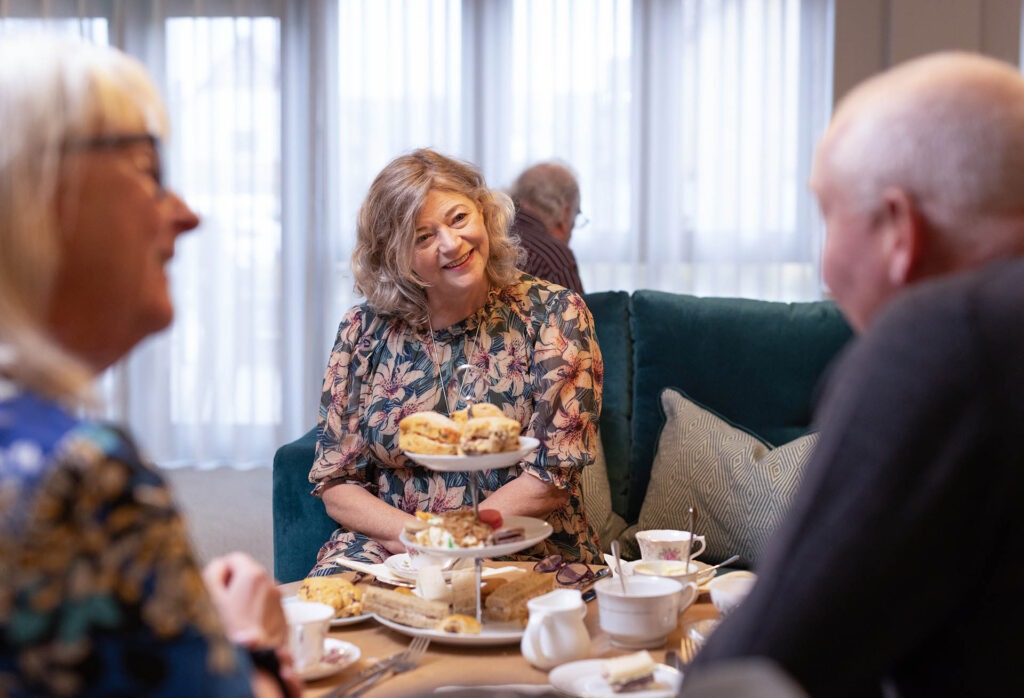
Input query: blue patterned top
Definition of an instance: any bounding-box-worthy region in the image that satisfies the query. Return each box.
[0,390,253,697]
[309,275,604,573]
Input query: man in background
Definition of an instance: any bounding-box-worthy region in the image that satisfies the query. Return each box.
[508,161,586,293]
[683,51,1024,696]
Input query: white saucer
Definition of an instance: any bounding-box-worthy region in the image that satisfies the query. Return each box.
[404,436,540,472]
[296,638,361,682]
[548,659,681,697]
[608,557,717,591]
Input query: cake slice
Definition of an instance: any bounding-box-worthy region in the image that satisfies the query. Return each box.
[484,571,554,623]
[601,650,657,692]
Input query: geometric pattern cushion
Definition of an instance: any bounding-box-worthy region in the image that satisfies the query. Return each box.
[579,435,628,554]
[620,388,818,567]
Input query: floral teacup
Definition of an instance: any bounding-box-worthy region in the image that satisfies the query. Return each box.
[635,529,706,561]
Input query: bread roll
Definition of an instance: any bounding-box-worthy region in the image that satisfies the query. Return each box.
[399,411,460,455]
[363,586,449,629]
[451,402,505,425]
[296,575,363,618]
[435,614,482,635]
[459,416,522,455]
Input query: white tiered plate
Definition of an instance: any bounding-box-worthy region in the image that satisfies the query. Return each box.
[404,437,540,472]
[549,659,682,697]
[400,514,552,559]
[372,613,525,647]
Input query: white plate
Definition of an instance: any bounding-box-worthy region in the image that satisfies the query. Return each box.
[608,557,718,591]
[404,436,540,472]
[297,638,361,682]
[372,613,525,646]
[548,659,681,698]
[281,595,373,627]
[401,514,552,559]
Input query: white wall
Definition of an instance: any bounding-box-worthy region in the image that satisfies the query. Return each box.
[833,0,1021,103]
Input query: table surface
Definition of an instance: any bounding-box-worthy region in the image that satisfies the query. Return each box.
[283,562,721,697]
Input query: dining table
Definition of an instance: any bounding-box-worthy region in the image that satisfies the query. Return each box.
[281,561,722,697]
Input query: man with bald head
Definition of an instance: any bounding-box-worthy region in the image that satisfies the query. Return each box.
[683,52,1024,697]
[508,161,586,292]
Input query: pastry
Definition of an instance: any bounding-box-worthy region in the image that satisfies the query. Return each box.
[362,586,449,629]
[601,650,657,692]
[296,574,363,618]
[412,508,494,549]
[451,402,505,424]
[459,416,522,455]
[435,613,483,635]
[484,571,555,623]
[399,411,461,455]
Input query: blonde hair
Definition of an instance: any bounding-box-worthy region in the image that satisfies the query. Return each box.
[0,35,168,401]
[351,148,522,326]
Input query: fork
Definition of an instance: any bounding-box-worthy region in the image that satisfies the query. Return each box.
[677,635,700,669]
[345,636,430,697]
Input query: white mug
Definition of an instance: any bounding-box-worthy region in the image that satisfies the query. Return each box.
[284,600,335,670]
[520,588,591,670]
[635,529,707,562]
[596,576,688,649]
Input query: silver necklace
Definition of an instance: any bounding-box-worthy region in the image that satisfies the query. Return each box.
[424,317,486,416]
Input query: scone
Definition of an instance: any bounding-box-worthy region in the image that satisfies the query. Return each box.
[451,402,505,425]
[296,575,363,618]
[399,411,461,455]
[459,416,522,455]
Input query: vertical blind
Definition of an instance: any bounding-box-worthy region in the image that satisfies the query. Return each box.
[1,0,831,468]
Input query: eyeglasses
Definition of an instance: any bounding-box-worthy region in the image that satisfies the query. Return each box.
[62,133,165,196]
[534,554,595,586]
[574,211,590,229]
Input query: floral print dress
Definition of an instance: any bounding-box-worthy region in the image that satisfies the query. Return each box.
[309,275,604,575]
[0,390,251,697]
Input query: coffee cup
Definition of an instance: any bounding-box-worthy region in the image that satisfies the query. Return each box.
[595,575,684,649]
[707,571,757,616]
[284,600,335,670]
[635,529,706,561]
[406,546,457,572]
[632,559,702,611]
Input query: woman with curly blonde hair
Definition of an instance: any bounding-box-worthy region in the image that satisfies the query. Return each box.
[309,148,604,572]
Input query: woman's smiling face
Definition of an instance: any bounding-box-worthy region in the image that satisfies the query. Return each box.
[412,188,490,314]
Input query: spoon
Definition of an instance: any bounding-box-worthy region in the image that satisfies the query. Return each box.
[611,539,627,593]
[685,506,697,570]
[699,554,740,578]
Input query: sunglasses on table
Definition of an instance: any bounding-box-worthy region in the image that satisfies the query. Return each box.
[534,554,596,586]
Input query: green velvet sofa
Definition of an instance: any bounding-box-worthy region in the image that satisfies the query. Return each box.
[272,291,853,583]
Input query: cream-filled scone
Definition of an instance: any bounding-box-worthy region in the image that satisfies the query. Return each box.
[399,411,461,455]
[459,416,522,455]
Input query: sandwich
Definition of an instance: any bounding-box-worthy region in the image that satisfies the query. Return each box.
[362,586,449,629]
[601,650,657,692]
[398,411,461,455]
[484,571,555,623]
[459,416,522,455]
[296,574,363,618]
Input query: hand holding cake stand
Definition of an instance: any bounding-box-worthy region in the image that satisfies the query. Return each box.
[402,435,550,623]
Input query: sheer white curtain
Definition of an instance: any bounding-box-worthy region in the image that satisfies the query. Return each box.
[2,0,832,468]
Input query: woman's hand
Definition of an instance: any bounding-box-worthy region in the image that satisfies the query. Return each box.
[322,482,419,554]
[481,470,569,518]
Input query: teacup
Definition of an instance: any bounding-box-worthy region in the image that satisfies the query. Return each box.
[633,559,703,609]
[284,600,335,670]
[406,546,457,571]
[635,529,707,561]
[595,575,684,649]
[707,571,757,616]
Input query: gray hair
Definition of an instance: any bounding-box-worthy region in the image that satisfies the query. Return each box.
[351,148,522,327]
[508,161,580,230]
[818,51,1024,258]
[0,35,168,400]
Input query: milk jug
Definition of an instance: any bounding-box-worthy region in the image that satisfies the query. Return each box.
[520,588,591,670]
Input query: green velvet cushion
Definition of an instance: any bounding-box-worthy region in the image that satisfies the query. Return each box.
[620,388,818,566]
[272,426,336,583]
[582,290,632,517]
[627,292,851,520]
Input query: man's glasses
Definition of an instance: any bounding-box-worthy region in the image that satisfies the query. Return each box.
[574,211,590,229]
[534,554,595,586]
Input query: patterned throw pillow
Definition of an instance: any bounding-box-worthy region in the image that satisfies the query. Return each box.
[580,437,628,553]
[620,388,818,566]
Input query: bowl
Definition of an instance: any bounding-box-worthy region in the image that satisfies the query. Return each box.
[707,570,757,615]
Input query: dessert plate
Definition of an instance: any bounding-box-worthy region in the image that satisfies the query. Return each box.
[404,436,540,472]
[281,595,372,627]
[372,613,524,647]
[297,638,361,682]
[548,659,681,698]
[401,514,552,558]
